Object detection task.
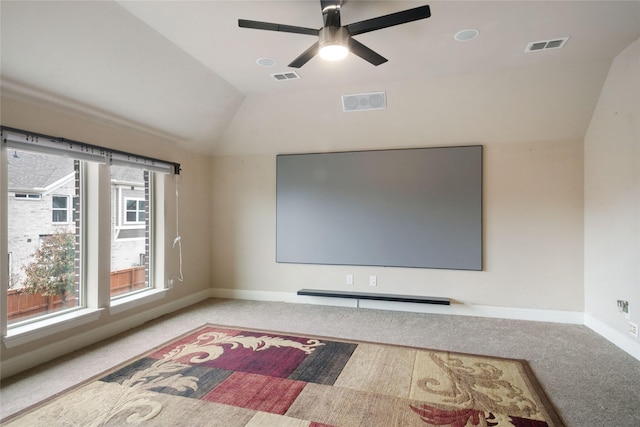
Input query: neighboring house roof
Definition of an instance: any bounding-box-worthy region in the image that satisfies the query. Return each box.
[111,165,145,184]
[8,151,145,193]
[7,150,75,192]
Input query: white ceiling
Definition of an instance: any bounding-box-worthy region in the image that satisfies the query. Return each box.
[1,1,639,155]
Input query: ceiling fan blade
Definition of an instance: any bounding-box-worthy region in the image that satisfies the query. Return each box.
[346,5,431,36]
[348,38,387,66]
[288,41,320,68]
[238,19,319,36]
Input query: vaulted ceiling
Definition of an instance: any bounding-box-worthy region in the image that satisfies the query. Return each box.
[2,1,639,155]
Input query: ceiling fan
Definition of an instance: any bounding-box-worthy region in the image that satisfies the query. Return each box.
[238,0,431,68]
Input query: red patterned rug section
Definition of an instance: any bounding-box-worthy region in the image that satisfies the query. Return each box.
[202,371,306,414]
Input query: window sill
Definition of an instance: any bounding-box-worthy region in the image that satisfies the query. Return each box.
[109,288,167,315]
[3,308,104,349]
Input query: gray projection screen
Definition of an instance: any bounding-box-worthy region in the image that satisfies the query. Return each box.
[276,145,483,270]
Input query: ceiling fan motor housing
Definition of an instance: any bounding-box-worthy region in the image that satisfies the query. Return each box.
[319,26,349,48]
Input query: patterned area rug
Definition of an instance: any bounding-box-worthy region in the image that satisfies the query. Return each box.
[3,324,565,426]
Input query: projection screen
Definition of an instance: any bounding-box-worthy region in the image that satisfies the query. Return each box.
[276,145,483,270]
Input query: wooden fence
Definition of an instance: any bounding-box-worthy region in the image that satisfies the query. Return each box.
[109,266,146,297]
[6,290,78,322]
[6,266,146,323]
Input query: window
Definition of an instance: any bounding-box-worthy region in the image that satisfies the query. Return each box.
[125,198,145,224]
[15,193,41,200]
[6,150,82,325]
[2,126,178,340]
[52,195,70,223]
[110,165,151,298]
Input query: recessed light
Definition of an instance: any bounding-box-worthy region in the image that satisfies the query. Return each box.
[256,58,276,67]
[454,29,479,42]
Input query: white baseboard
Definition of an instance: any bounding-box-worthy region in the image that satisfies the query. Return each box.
[211,288,640,360]
[358,299,585,324]
[210,288,585,324]
[210,288,303,304]
[584,314,640,362]
[1,289,212,379]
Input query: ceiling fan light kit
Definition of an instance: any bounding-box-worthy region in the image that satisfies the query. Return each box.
[319,44,348,61]
[239,0,431,68]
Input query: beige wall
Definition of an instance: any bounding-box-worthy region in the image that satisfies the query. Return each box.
[210,54,596,313]
[211,137,584,311]
[5,36,638,369]
[0,97,213,364]
[584,37,640,342]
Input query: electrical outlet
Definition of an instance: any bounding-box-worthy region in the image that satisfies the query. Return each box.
[369,275,377,287]
[630,322,639,338]
[346,274,354,285]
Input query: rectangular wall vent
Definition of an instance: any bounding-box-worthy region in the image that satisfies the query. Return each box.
[525,37,569,53]
[271,71,301,81]
[341,92,386,112]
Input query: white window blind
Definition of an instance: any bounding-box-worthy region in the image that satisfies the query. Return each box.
[110,151,174,174]
[2,127,180,174]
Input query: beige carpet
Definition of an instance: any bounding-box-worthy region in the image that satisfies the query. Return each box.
[2,324,564,426]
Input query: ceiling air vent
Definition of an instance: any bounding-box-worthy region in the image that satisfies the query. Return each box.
[525,37,569,53]
[271,71,301,81]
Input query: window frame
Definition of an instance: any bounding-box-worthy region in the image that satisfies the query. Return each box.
[109,170,167,311]
[5,153,84,328]
[15,193,42,200]
[110,167,152,301]
[51,194,71,223]
[124,197,145,225]
[1,127,175,346]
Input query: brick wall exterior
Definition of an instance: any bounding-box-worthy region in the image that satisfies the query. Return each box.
[7,175,76,289]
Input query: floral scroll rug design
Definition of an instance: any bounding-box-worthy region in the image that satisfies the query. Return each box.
[2,325,565,426]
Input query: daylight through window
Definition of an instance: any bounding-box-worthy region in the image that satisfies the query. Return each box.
[6,150,82,325]
[110,165,151,299]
